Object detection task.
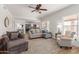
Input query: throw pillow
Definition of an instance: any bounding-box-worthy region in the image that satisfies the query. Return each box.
[10,32,19,40]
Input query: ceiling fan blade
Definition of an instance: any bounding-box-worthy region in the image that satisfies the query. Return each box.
[39,11,41,14]
[37,4,42,7]
[40,9,47,11]
[32,10,36,12]
[28,6,35,9]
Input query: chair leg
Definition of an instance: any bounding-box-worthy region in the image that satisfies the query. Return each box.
[25,48,28,51]
[60,46,62,48]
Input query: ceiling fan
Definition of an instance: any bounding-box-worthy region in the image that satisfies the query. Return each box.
[28,4,47,14]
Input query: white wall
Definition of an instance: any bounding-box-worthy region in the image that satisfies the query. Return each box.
[0,5,14,36]
[40,5,79,34]
[14,19,26,34]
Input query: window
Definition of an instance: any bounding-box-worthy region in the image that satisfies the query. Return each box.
[63,20,77,34]
[41,20,50,31]
[63,15,78,35]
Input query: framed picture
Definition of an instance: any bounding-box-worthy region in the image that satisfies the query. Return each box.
[4,16,9,27]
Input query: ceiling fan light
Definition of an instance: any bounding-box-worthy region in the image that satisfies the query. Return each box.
[39,11,41,14]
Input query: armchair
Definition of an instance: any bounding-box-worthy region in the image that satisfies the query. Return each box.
[1,31,28,54]
[56,31,74,48]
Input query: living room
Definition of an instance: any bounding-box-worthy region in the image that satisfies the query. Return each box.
[1,4,79,54]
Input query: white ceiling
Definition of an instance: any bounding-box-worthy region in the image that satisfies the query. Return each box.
[5,4,70,21]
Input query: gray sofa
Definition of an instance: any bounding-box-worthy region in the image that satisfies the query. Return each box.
[2,31,28,54]
[29,29,42,39]
[29,29,52,39]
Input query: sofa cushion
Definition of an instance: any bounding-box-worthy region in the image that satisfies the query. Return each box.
[7,32,11,39]
[8,39,27,49]
[35,29,41,33]
[10,32,19,40]
[30,29,36,34]
[18,33,24,38]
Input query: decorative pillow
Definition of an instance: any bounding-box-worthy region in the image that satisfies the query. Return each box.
[10,32,19,40]
[18,33,24,38]
[7,32,11,39]
[35,29,41,33]
[7,31,19,41]
[30,29,35,34]
[30,31,34,34]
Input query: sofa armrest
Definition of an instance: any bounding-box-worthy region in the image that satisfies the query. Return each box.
[2,34,9,48]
